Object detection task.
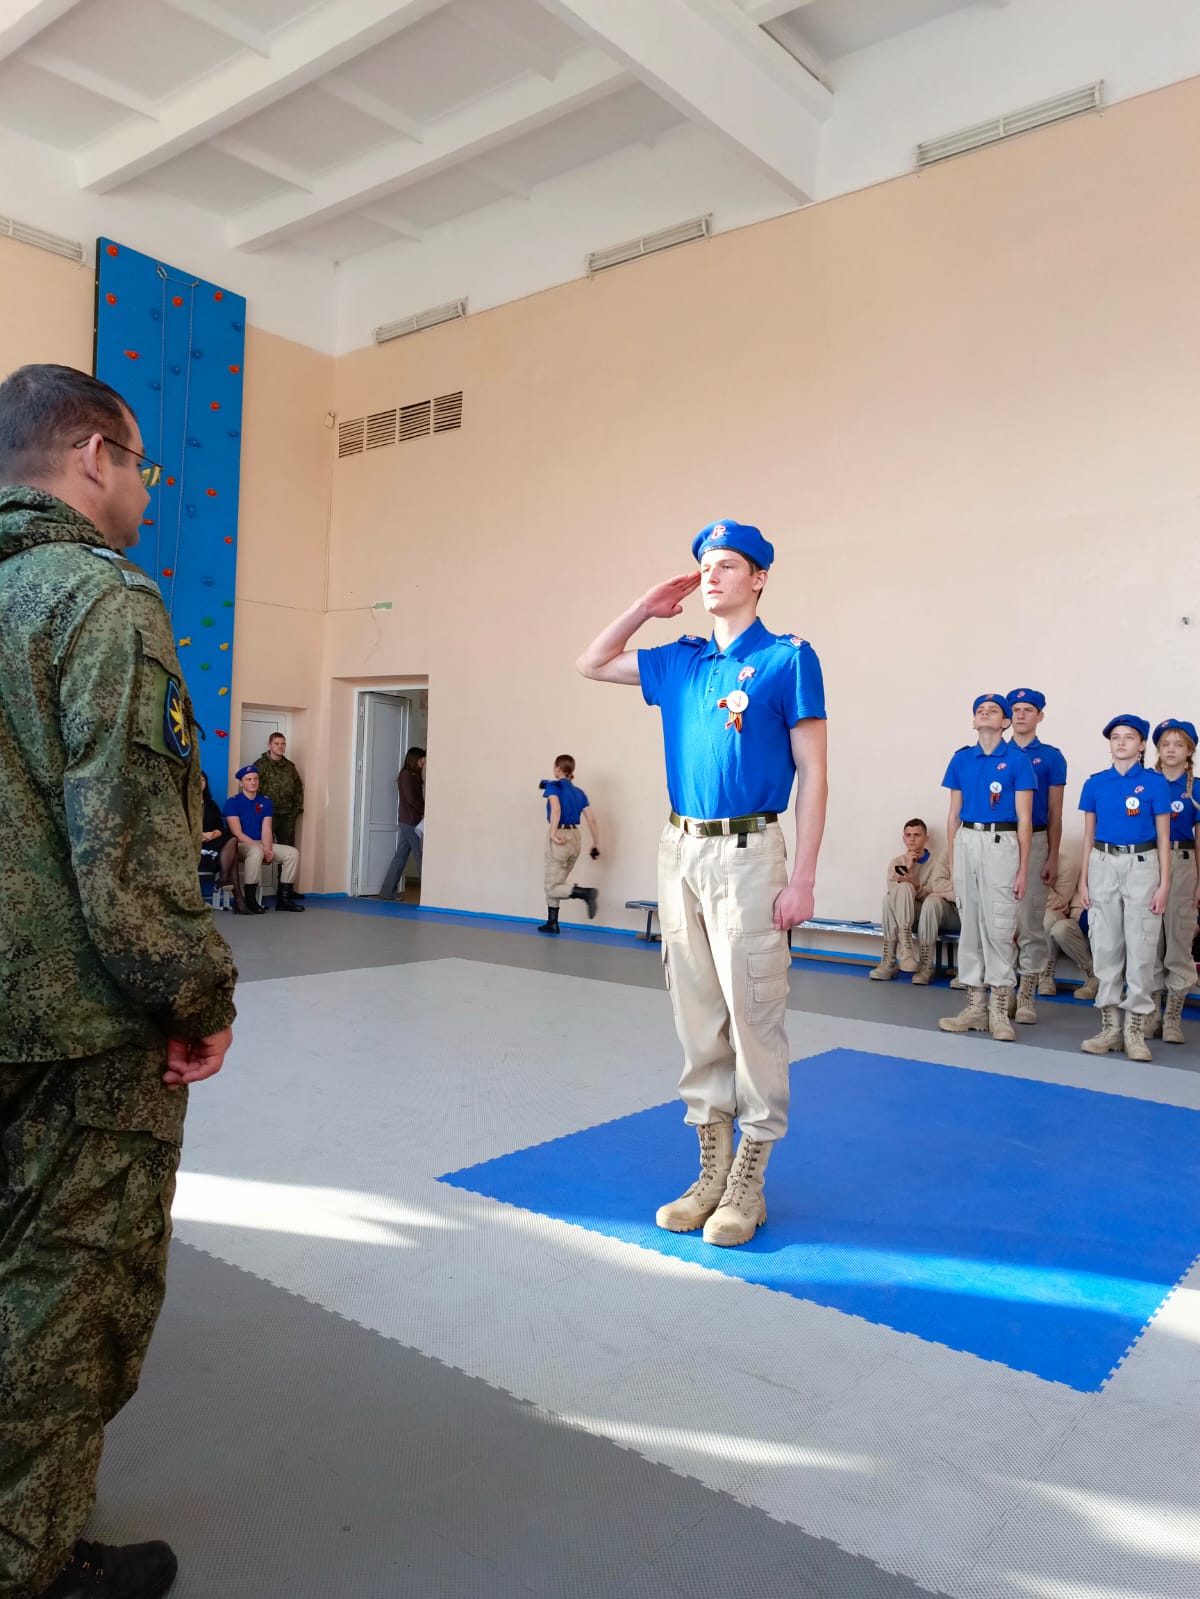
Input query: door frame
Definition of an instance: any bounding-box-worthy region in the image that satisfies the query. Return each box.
[348,682,426,897]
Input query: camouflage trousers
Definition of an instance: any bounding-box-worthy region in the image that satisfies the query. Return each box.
[271,813,298,848]
[0,1045,185,1599]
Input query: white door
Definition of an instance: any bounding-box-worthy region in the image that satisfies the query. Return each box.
[352,692,409,895]
[240,710,289,773]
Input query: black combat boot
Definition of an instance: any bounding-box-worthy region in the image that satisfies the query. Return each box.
[244,884,265,914]
[537,907,560,935]
[36,1538,177,1598]
[570,885,599,920]
[276,883,305,912]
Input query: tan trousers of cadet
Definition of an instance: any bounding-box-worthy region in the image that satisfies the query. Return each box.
[544,830,582,906]
[882,883,959,944]
[1047,909,1092,972]
[657,820,791,1143]
[1088,848,1160,1014]
[1154,843,1198,994]
[237,839,299,885]
[953,827,1019,989]
[1015,831,1050,976]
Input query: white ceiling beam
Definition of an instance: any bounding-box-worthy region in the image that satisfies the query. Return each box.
[539,0,830,200]
[465,159,532,199]
[209,134,314,192]
[160,0,271,56]
[739,0,819,20]
[0,0,85,65]
[320,77,424,142]
[453,0,558,80]
[23,46,161,117]
[229,47,629,250]
[78,0,452,193]
[361,207,426,241]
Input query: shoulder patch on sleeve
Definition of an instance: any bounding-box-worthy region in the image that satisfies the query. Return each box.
[785,634,807,648]
[87,546,162,599]
[677,634,704,646]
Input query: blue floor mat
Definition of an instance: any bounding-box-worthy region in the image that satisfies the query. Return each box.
[440,1049,1200,1391]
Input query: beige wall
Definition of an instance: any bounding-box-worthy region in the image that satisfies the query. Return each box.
[322,78,1200,928]
[4,77,1199,927]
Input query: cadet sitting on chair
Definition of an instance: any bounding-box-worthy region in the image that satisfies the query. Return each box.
[871,817,957,986]
[222,765,304,914]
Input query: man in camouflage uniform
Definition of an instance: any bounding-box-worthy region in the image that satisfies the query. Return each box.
[0,365,237,1599]
[252,733,303,849]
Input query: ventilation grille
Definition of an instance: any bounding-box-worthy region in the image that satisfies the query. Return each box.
[338,417,365,457]
[0,215,84,262]
[433,391,463,433]
[374,298,467,343]
[399,400,431,440]
[337,392,462,461]
[916,83,1102,168]
[365,409,396,449]
[587,215,710,275]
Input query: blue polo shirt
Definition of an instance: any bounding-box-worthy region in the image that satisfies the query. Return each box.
[942,739,1036,824]
[638,618,826,818]
[543,779,588,826]
[1012,736,1067,828]
[1078,765,1171,845]
[1163,772,1200,843]
[223,791,274,841]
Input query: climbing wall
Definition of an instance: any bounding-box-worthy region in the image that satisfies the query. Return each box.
[94,237,246,763]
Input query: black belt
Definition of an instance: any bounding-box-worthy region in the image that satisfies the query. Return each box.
[1031,825,1048,833]
[1094,840,1156,855]
[558,824,578,830]
[1170,840,1193,854]
[961,821,1017,833]
[669,810,778,837]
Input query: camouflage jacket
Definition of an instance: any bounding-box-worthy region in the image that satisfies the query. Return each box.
[253,751,303,815]
[0,487,237,1062]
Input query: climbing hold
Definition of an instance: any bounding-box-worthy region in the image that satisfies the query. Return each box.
[187,437,202,447]
[201,574,214,588]
[172,296,183,307]
[215,729,227,739]
[228,365,240,374]
[206,488,217,497]
[231,320,243,332]
[223,536,232,545]
[200,662,210,671]
[178,636,191,647]
[105,293,117,306]
[162,568,173,577]
[201,617,214,627]
[219,642,230,650]
[226,429,240,439]
[124,350,139,360]
[166,476,176,487]
[210,402,220,411]
[142,518,154,527]
[214,291,224,301]
[150,308,161,321]
[106,244,118,256]
[170,364,181,375]
[222,600,233,607]
[149,381,161,392]
[191,348,203,358]
[218,686,229,697]
[185,505,196,518]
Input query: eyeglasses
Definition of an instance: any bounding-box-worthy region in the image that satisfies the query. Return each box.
[74,435,163,488]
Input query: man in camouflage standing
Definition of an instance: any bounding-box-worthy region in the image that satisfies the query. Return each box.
[253,732,304,849]
[0,365,237,1599]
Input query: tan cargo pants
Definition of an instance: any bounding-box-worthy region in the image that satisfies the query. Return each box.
[237,839,298,885]
[544,831,582,906]
[657,820,791,1144]
[1154,844,1197,994]
[1047,909,1092,972]
[1015,831,1050,976]
[952,827,1019,988]
[882,884,959,944]
[1087,847,1161,1014]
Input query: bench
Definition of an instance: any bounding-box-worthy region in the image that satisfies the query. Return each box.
[625,901,960,973]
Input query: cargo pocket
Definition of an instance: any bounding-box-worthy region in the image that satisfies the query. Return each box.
[745,943,792,1022]
[657,825,686,935]
[724,829,788,936]
[990,898,1019,936]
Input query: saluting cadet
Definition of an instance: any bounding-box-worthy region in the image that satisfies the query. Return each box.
[1006,688,1067,1023]
[939,694,1035,1042]
[1078,715,1171,1061]
[537,754,600,933]
[578,520,827,1248]
[1150,719,1200,1045]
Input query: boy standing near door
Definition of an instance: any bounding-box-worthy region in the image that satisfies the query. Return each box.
[537,755,600,933]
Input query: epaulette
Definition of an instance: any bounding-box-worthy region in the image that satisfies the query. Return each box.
[86,546,162,599]
[782,633,807,648]
[677,634,705,646]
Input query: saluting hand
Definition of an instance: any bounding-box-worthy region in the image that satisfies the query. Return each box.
[640,573,701,619]
[164,1027,233,1087]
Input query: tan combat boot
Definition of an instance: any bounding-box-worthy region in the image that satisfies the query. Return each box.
[655,1123,734,1232]
[988,986,1017,1041]
[1081,1005,1122,1055]
[949,974,965,989]
[911,942,935,985]
[1124,1011,1152,1063]
[897,927,918,974]
[1144,993,1163,1040]
[1075,969,1100,1002]
[939,987,988,1033]
[1037,958,1058,998]
[702,1138,771,1247]
[1162,989,1187,1045]
[1014,973,1038,1025]
[870,938,899,981]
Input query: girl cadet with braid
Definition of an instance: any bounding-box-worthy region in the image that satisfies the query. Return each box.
[1149,719,1200,1045]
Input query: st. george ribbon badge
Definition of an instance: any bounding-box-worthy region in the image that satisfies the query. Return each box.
[719,688,750,732]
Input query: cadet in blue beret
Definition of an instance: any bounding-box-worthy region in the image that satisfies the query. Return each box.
[1149,719,1200,1044]
[578,518,827,1247]
[222,765,304,913]
[1077,716,1170,1060]
[938,694,1036,1041]
[1006,688,1068,1023]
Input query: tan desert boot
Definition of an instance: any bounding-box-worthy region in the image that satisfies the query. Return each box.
[1081,1005,1122,1055]
[656,1123,734,1232]
[702,1137,772,1248]
[988,986,1017,1041]
[1162,989,1186,1045]
[870,938,899,981]
[939,987,987,1033]
[1014,973,1038,1024]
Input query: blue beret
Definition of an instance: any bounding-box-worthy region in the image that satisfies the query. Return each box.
[692,519,774,569]
[973,693,1012,718]
[1152,718,1198,747]
[235,764,258,780]
[1102,715,1150,741]
[1007,687,1045,711]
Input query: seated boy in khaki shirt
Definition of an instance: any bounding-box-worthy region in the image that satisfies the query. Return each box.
[872,818,958,986]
